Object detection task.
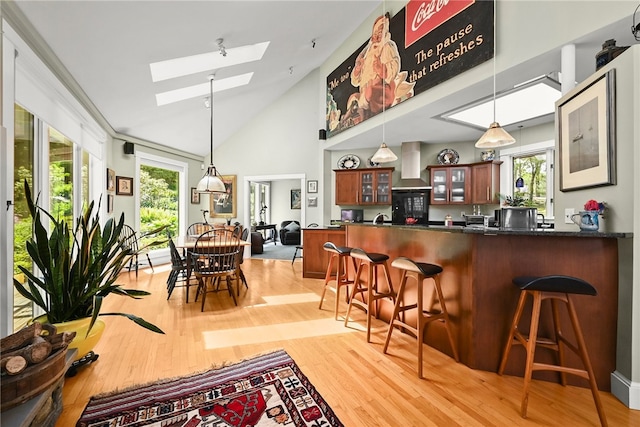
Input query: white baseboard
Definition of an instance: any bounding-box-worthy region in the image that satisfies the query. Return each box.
[611,370,640,410]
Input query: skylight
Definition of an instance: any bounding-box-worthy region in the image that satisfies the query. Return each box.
[149,41,270,82]
[155,72,254,106]
[441,76,562,130]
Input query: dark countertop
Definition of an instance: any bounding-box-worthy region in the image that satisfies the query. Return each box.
[343,222,632,239]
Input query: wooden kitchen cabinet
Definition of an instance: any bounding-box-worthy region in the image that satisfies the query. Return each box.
[472,161,502,204]
[302,227,346,278]
[428,165,471,205]
[334,167,393,205]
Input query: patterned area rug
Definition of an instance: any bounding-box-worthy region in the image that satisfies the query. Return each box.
[76,350,343,427]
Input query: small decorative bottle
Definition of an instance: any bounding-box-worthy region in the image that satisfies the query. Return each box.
[444,214,453,227]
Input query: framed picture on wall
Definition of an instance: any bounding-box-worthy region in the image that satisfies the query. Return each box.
[308,196,318,207]
[307,180,318,193]
[106,168,115,192]
[291,189,302,209]
[190,187,200,204]
[210,175,236,218]
[116,176,133,196]
[107,194,114,213]
[558,69,616,191]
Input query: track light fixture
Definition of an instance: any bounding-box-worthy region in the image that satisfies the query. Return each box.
[217,38,227,57]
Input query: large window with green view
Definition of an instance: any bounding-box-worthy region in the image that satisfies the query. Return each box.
[513,153,548,216]
[13,105,35,331]
[139,164,179,248]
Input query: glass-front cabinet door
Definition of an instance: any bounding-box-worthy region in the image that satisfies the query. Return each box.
[360,172,374,204]
[429,165,470,204]
[450,167,468,204]
[359,169,392,205]
[375,170,390,204]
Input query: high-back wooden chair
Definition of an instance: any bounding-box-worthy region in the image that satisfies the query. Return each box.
[186,222,214,237]
[118,224,153,277]
[191,228,241,311]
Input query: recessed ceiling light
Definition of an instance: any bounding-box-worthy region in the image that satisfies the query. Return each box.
[155,73,254,106]
[440,75,561,130]
[149,41,270,82]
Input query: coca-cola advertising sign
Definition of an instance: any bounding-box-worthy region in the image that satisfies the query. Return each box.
[406,0,476,48]
[325,1,492,138]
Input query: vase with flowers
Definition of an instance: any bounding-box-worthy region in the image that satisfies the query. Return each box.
[571,199,606,231]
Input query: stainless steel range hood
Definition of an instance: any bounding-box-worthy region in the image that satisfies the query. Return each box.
[391,141,431,190]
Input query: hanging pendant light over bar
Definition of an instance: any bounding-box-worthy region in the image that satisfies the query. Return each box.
[371,5,397,164]
[197,74,226,193]
[475,0,515,149]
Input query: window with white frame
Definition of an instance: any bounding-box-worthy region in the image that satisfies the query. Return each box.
[499,140,555,219]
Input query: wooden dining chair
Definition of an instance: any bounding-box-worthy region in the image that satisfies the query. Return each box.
[186,222,214,237]
[191,228,242,311]
[118,224,153,277]
[167,238,192,302]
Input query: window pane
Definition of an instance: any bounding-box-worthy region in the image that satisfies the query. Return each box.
[513,153,547,216]
[82,149,90,209]
[140,165,178,246]
[49,127,74,223]
[13,105,35,331]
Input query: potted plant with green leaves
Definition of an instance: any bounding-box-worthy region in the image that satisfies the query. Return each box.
[13,181,165,359]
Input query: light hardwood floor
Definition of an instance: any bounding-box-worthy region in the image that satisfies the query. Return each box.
[56,258,638,426]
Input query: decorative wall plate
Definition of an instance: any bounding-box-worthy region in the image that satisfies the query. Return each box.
[437,148,460,165]
[367,157,380,167]
[337,154,361,169]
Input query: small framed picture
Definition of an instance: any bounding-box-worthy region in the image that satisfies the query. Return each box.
[190,187,200,204]
[291,189,302,209]
[106,168,115,192]
[307,180,318,194]
[107,194,114,213]
[116,176,133,196]
[308,196,318,207]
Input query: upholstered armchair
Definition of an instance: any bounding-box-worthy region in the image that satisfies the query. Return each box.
[279,220,301,245]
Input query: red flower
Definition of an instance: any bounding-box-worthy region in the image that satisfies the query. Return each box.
[584,199,606,213]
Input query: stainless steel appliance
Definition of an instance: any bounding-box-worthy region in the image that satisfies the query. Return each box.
[392,190,429,225]
[341,209,363,223]
[500,207,538,230]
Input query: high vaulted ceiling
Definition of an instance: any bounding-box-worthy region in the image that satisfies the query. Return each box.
[7,1,639,156]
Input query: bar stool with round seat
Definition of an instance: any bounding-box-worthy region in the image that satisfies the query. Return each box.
[383,257,459,378]
[318,242,357,320]
[498,275,606,426]
[344,248,396,343]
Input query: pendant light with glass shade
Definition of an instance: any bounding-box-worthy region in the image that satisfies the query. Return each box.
[475,0,515,149]
[370,8,398,164]
[197,74,226,193]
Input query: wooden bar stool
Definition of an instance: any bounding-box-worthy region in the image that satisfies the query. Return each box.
[319,242,357,320]
[344,248,396,343]
[498,275,607,426]
[383,257,459,378]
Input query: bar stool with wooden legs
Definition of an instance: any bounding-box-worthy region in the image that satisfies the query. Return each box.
[344,248,396,343]
[498,275,607,426]
[318,242,357,320]
[383,257,459,378]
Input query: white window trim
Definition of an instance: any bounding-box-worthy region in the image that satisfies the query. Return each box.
[499,140,555,219]
[135,151,189,264]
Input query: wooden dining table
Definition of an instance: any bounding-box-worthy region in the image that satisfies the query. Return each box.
[174,235,250,285]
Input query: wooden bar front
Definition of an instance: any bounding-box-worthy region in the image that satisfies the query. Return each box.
[345,224,618,391]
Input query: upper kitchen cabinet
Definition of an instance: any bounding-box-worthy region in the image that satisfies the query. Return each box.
[471,161,502,204]
[427,160,502,205]
[428,165,471,205]
[334,168,394,205]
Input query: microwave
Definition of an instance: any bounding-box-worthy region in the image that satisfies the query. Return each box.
[341,209,363,223]
[500,207,538,230]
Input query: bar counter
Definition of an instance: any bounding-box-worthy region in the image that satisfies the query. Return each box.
[342,223,632,391]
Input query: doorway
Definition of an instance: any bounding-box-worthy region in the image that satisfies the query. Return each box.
[243,174,306,258]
